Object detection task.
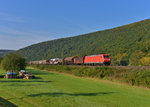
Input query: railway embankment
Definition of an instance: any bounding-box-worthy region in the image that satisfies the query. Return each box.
[0,97,17,107]
[29,65,150,88]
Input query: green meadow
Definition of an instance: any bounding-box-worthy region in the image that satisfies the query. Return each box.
[0,68,150,107]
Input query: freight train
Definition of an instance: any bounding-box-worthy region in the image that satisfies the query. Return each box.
[29,54,111,66]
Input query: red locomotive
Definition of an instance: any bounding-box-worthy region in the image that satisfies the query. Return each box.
[84,54,111,65]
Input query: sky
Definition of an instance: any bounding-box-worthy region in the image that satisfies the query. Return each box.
[0,0,149,50]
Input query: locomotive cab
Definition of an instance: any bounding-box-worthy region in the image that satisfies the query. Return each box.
[103,54,111,65]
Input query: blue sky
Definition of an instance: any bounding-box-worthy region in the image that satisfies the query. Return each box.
[0,0,149,50]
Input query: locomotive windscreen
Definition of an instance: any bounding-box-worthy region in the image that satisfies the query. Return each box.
[104,56,109,58]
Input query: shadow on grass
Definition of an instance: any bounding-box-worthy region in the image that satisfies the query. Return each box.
[0,75,4,78]
[27,68,56,75]
[0,97,17,107]
[34,77,42,79]
[0,80,53,83]
[28,92,115,97]
[2,83,45,86]
[15,76,42,79]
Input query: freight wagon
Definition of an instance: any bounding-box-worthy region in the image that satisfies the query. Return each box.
[74,57,84,65]
[39,60,50,64]
[49,58,60,64]
[63,56,78,65]
[29,60,49,65]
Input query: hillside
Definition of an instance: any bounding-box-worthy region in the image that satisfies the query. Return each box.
[0,50,14,57]
[18,19,150,65]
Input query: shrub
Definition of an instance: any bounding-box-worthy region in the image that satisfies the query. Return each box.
[140,57,150,66]
[129,50,145,66]
[0,56,3,68]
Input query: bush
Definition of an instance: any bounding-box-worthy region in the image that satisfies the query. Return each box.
[0,56,3,68]
[1,53,26,72]
[140,57,150,66]
[129,50,145,66]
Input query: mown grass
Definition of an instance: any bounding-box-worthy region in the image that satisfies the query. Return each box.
[30,65,150,88]
[0,68,150,107]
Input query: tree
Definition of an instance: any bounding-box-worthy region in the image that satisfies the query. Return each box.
[0,56,3,63]
[140,57,150,66]
[120,55,129,66]
[111,53,129,66]
[0,56,3,68]
[142,40,150,53]
[129,50,145,66]
[1,53,26,72]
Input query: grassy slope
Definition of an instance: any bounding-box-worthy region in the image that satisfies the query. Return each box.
[18,19,150,64]
[0,68,150,107]
[0,97,17,107]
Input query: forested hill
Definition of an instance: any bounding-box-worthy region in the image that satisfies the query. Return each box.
[0,50,14,57]
[18,19,150,66]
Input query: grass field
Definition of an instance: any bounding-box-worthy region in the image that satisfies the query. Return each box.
[0,68,150,107]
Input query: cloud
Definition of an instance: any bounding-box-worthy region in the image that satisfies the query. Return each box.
[0,12,26,23]
[0,26,58,50]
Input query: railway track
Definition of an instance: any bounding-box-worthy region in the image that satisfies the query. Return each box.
[39,64,150,70]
